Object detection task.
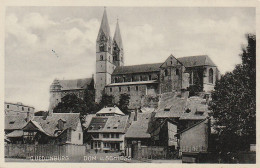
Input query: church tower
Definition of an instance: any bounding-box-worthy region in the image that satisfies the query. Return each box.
[113,19,124,66]
[95,8,116,102]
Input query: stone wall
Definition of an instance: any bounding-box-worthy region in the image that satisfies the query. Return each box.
[111,72,159,83]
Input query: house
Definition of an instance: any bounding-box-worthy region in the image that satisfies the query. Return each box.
[176,118,212,163]
[5,102,35,119]
[5,115,28,144]
[6,113,84,145]
[96,106,125,116]
[87,115,129,152]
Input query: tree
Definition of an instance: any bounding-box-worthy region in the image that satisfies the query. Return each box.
[99,93,115,108]
[83,79,99,115]
[118,93,130,115]
[210,34,256,162]
[53,94,87,115]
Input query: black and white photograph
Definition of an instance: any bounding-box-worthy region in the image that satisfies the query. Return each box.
[1,0,257,165]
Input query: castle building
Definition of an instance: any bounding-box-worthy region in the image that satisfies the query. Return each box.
[49,8,220,111]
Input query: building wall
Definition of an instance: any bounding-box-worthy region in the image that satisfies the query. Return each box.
[49,89,85,111]
[179,119,209,154]
[105,83,159,109]
[5,102,34,119]
[111,72,159,83]
[70,121,83,145]
[203,66,219,92]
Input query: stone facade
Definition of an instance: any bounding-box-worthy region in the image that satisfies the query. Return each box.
[5,102,35,119]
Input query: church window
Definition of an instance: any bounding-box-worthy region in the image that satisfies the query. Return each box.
[149,75,152,80]
[136,86,138,91]
[131,76,134,82]
[119,87,121,92]
[115,78,118,83]
[123,77,126,82]
[176,69,180,76]
[99,43,105,52]
[79,133,81,140]
[128,87,130,92]
[140,76,143,81]
[209,68,214,84]
[110,88,112,92]
[100,55,103,61]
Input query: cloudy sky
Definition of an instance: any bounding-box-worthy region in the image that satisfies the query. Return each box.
[5,7,255,111]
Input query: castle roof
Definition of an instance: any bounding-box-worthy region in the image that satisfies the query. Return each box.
[113,20,123,49]
[112,63,162,75]
[112,55,216,75]
[178,55,216,68]
[97,8,111,41]
[55,78,92,91]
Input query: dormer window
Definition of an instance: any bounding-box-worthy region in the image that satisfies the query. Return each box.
[57,119,65,130]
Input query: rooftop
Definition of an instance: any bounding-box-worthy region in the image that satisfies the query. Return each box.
[96,106,125,116]
[107,80,158,86]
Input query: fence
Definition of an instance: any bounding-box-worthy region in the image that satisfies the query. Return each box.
[5,144,86,159]
[126,145,167,160]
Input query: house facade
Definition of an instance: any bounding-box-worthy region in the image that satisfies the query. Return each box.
[5,102,35,119]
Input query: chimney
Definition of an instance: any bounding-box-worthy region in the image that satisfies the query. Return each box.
[26,111,30,122]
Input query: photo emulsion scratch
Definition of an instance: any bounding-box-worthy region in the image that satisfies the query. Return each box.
[4,6,256,163]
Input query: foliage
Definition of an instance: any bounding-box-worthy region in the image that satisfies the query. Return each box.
[99,92,115,108]
[83,79,99,115]
[53,94,88,115]
[118,93,130,115]
[210,34,256,162]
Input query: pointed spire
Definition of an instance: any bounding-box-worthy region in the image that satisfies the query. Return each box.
[97,7,111,41]
[113,19,123,49]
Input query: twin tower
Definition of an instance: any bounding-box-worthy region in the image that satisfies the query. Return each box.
[95,8,124,102]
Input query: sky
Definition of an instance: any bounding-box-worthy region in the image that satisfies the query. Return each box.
[5,7,255,111]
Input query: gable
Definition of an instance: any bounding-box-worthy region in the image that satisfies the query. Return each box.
[160,55,182,68]
[23,121,39,131]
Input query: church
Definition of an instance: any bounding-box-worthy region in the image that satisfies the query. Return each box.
[49,8,220,111]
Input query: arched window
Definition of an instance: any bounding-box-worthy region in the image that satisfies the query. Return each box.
[99,43,105,52]
[209,68,214,84]
[100,55,103,61]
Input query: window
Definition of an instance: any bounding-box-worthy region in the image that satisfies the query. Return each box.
[136,86,138,91]
[140,76,143,81]
[28,108,30,112]
[176,69,180,76]
[92,134,99,138]
[116,134,119,138]
[149,75,152,80]
[100,55,103,61]
[119,87,121,92]
[7,105,9,108]
[131,76,134,82]
[115,78,118,83]
[209,68,214,84]
[79,133,81,140]
[170,61,173,65]
[22,107,24,111]
[123,77,126,82]
[127,87,130,92]
[103,133,109,138]
[111,133,115,138]
[165,69,168,76]
[110,88,112,92]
